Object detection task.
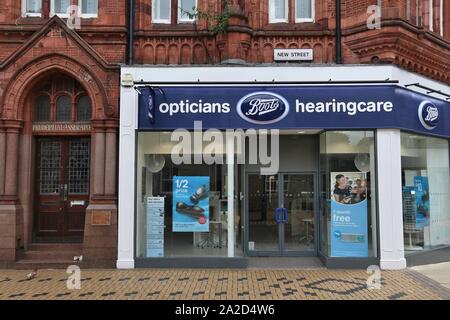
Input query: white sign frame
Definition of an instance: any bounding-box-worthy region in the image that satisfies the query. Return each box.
[274,49,313,61]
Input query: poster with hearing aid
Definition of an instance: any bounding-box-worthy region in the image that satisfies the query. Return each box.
[173,176,210,232]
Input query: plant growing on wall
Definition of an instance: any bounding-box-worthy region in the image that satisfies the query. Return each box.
[180,0,231,64]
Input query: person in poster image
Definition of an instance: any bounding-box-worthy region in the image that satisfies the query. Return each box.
[352,179,367,203]
[333,174,353,204]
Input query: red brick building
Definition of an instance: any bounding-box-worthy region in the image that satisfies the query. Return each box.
[133,0,449,83]
[0,1,126,268]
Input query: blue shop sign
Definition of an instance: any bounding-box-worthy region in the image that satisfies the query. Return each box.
[138,85,449,137]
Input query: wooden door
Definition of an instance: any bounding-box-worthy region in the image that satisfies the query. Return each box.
[34,137,90,242]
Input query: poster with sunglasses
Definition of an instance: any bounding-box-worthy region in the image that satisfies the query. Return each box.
[173,176,210,232]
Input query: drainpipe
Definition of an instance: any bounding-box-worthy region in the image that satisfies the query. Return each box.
[336,0,342,64]
[127,0,134,65]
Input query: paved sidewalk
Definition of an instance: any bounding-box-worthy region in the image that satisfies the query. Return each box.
[412,262,450,290]
[1,268,449,300]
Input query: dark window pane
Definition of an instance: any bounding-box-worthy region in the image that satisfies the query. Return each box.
[77,95,91,122]
[40,141,61,194]
[34,95,51,122]
[56,95,72,122]
[68,141,90,194]
[74,81,84,94]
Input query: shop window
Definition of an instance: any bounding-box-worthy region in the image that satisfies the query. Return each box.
[23,0,42,17]
[56,95,72,122]
[401,132,450,254]
[153,0,171,23]
[295,0,314,23]
[77,95,92,122]
[136,132,243,259]
[34,95,51,122]
[319,131,378,258]
[269,0,288,23]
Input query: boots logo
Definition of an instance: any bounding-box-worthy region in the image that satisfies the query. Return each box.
[237,92,289,124]
[418,101,439,130]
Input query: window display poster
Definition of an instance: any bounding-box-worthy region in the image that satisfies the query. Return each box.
[146,197,165,257]
[330,172,369,257]
[414,176,430,228]
[173,176,209,232]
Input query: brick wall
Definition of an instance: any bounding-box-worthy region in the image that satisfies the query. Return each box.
[130,0,450,83]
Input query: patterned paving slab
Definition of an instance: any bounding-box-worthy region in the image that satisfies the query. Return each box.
[0,268,448,300]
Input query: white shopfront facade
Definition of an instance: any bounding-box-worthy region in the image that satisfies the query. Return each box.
[117,65,450,270]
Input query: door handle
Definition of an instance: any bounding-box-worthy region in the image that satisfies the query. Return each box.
[283,208,288,223]
[274,208,284,224]
[275,208,288,224]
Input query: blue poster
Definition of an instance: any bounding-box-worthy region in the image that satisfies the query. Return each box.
[173,176,209,232]
[414,176,430,228]
[330,172,369,257]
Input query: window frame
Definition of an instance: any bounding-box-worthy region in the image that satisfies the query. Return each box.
[152,0,172,24]
[50,0,71,18]
[269,0,289,24]
[178,0,198,23]
[429,0,434,32]
[34,94,52,123]
[439,0,444,37]
[55,94,73,122]
[76,95,92,122]
[79,0,99,19]
[22,0,42,18]
[295,0,315,23]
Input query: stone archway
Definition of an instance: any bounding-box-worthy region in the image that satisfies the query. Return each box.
[1,53,108,121]
[0,54,118,267]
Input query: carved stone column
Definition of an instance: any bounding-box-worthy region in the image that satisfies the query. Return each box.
[4,125,20,198]
[0,123,5,196]
[104,121,118,197]
[83,119,118,268]
[91,121,106,197]
[0,120,23,265]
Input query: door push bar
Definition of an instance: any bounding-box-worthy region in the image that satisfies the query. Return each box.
[274,208,288,224]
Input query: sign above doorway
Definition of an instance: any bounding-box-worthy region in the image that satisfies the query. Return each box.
[33,123,91,133]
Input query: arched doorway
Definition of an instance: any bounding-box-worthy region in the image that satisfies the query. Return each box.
[30,73,92,243]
